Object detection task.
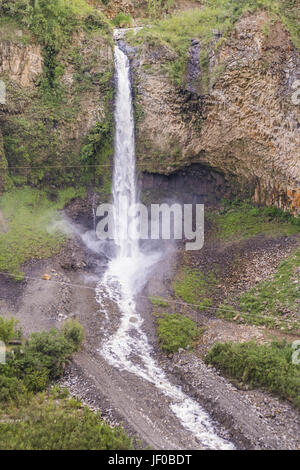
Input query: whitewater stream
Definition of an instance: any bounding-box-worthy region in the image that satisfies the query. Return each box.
[95,43,234,450]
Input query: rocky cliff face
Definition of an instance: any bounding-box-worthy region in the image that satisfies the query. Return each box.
[0,8,299,214]
[0,34,43,190]
[0,26,113,191]
[0,39,42,86]
[104,0,135,19]
[130,11,300,214]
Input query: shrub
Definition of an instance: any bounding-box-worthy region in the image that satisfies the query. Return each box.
[0,320,85,398]
[0,375,28,404]
[0,319,133,449]
[112,12,133,28]
[206,340,300,407]
[21,328,78,383]
[0,317,20,344]
[62,319,85,352]
[157,313,201,353]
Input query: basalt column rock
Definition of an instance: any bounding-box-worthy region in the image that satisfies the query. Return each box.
[0,40,42,87]
[132,11,300,214]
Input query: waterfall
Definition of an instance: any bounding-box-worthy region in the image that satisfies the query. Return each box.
[92,194,97,232]
[96,44,234,450]
[112,46,138,259]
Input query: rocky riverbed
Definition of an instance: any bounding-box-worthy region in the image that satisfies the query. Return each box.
[0,201,299,450]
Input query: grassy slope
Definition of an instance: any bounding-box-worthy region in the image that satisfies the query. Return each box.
[206,340,300,408]
[218,247,300,332]
[172,203,300,404]
[212,203,300,332]
[0,187,86,278]
[156,312,202,352]
[211,202,300,241]
[172,203,300,332]
[173,267,218,310]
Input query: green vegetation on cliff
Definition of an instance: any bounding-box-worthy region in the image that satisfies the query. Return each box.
[0,390,133,450]
[0,187,85,278]
[212,201,300,241]
[206,340,300,408]
[145,0,176,19]
[1,0,111,101]
[0,316,21,345]
[0,134,8,192]
[79,118,113,198]
[279,0,300,49]
[0,0,114,190]
[129,0,300,87]
[112,12,133,28]
[2,54,114,188]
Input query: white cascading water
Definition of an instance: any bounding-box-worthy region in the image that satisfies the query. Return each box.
[109,46,138,259]
[96,44,234,450]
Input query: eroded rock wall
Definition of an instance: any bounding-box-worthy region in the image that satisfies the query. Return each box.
[131,12,300,213]
[0,28,114,188]
[0,40,42,87]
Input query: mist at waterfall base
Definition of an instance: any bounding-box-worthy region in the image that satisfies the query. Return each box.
[91,45,234,450]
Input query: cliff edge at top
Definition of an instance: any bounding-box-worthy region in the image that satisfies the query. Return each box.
[127,6,300,214]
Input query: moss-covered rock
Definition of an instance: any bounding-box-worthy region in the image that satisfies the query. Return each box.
[0,2,114,191]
